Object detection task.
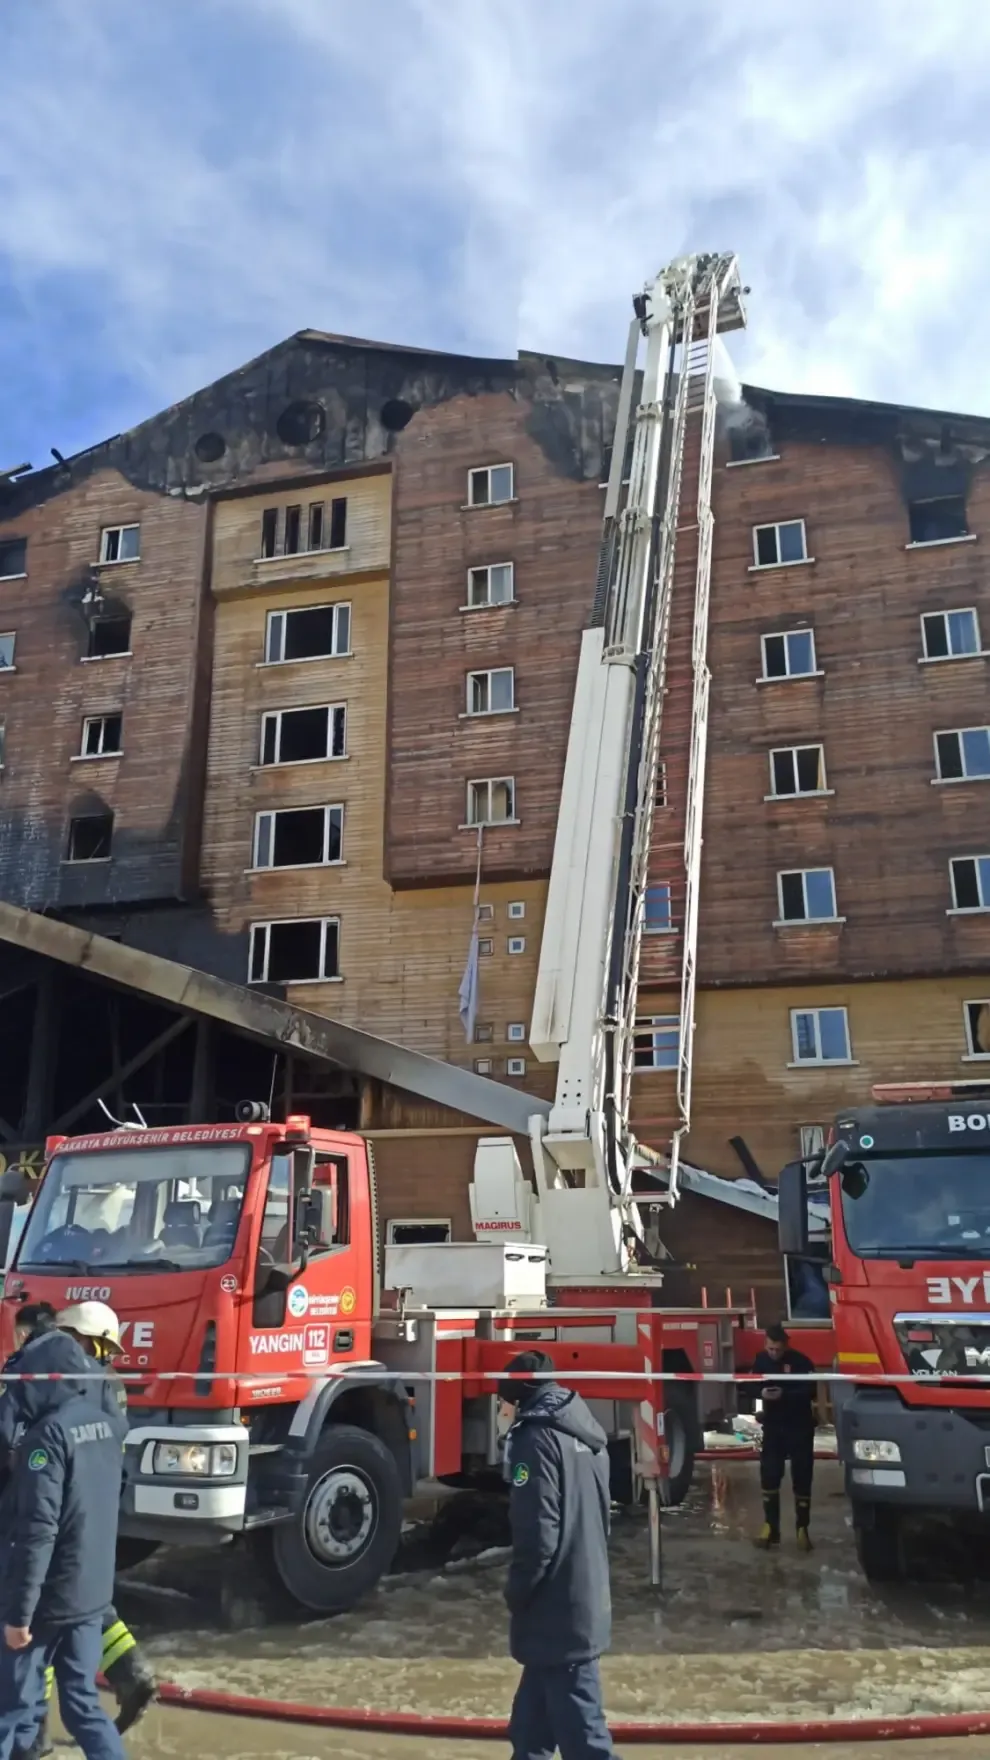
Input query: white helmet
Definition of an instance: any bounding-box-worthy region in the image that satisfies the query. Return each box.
[56,1301,124,1357]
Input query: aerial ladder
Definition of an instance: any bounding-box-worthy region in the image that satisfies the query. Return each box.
[470,251,747,1284]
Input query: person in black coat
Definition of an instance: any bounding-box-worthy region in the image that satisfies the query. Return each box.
[752,1321,818,1551]
[0,1328,128,1760]
[497,1350,617,1760]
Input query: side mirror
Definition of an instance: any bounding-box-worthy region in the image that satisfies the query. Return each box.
[778,1161,809,1257]
[820,1138,851,1179]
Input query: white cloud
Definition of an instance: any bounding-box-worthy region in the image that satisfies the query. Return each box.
[2,0,990,448]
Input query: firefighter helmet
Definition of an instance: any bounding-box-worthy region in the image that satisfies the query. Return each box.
[56,1300,124,1357]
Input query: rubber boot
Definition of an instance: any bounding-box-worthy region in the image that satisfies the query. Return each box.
[755,1491,781,1549]
[796,1496,813,1552]
[12,1716,53,1760]
[103,1643,158,1735]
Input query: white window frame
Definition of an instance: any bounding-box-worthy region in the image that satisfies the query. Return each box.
[259,703,347,767]
[760,628,819,681]
[933,726,990,783]
[248,916,341,985]
[474,1057,494,1075]
[799,1125,826,1159]
[920,607,983,663]
[477,902,495,922]
[789,1006,853,1067]
[507,901,525,920]
[465,777,516,827]
[768,744,829,799]
[507,1057,527,1077]
[477,937,494,958]
[643,883,673,934]
[776,867,840,924]
[507,1023,527,1043]
[0,633,15,671]
[633,1015,680,1072]
[80,713,123,759]
[467,463,514,508]
[264,603,351,665]
[0,540,26,581]
[465,561,515,610]
[253,804,344,871]
[65,811,115,865]
[465,666,515,717]
[99,524,140,565]
[963,1000,990,1060]
[750,519,810,570]
[949,854,990,914]
[507,936,526,955]
[386,1218,452,1245]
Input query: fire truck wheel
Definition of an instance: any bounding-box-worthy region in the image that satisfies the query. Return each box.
[854,1508,904,1582]
[271,1424,403,1613]
[663,1383,701,1506]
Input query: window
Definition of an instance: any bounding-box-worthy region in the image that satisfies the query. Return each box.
[248,917,340,984]
[265,603,350,664]
[799,1125,826,1159]
[0,634,15,670]
[633,1016,680,1071]
[909,496,968,545]
[507,902,525,920]
[253,805,343,869]
[328,498,347,549]
[474,1058,493,1075]
[790,1007,851,1065]
[386,1219,451,1246]
[284,505,302,555]
[507,936,526,955]
[467,562,514,608]
[99,525,140,564]
[769,744,827,797]
[0,539,26,580]
[260,499,346,558]
[66,812,114,863]
[934,727,990,782]
[468,464,514,507]
[964,1001,990,1059]
[477,937,494,957]
[921,609,981,660]
[643,885,673,933]
[507,1023,527,1042]
[474,1023,494,1043]
[260,704,346,766]
[477,903,495,922]
[761,629,817,679]
[507,1057,527,1077]
[752,520,807,567]
[950,855,990,912]
[777,868,838,922]
[656,763,667,809]
[466,777,515,826]
[81,713,123,758]
[261,508,278,558]
[467,667,514,715]
[87,613,132,658]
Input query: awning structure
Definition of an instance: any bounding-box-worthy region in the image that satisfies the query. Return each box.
[0,901,548,1139]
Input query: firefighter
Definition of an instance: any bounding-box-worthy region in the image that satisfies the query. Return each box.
[497,1350,617,1760]
[753,1321,818,1551]
[0,1325,128,1760]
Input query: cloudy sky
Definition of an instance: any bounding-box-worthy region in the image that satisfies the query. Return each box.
[3,0,989,464]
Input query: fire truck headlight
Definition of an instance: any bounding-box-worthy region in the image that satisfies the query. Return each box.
[852,1439,901,1463]
[210,1444,238,1477]
[153,1443,211,1476]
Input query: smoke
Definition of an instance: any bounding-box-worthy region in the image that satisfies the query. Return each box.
[711,334,771,455]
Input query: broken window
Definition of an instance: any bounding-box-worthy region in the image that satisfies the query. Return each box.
[99,525,140,564]
[66,812,114,863]
[0,539,26,580]
[934,727,990,782]
[761,629,817,679]
[778,868,837,922]
[633,1016,680,1071]
[261,508,278,558]
[284,506,302,556]
[308,504,324,551]
[253,804,344,869]
[467,562,514,608]
[259,703,347,766]
[468,464,514,507]
[386,1219,451,1245]
[81,713,123,757]
[752,520,807,567]
[791,1006,850,1064]
[467,667,514,715]
[248,916,340,984]
[643,885,673,933]
[265,603,350,664]
[950,855,990,912]
[87,613,132,658]
[909,496,968,545]
[964,1000,990,1058]
[466,777,515,825]
[329,497,347,549]
[922,608,980,660]
[0,633,15,670]
[769,744,827,797]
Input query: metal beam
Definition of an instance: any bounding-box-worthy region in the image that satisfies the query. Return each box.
[51,1016,192,1133]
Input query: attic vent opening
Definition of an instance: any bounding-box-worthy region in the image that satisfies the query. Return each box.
[276,401,326,447]
[194,432,226,463]
[380,398,414,433]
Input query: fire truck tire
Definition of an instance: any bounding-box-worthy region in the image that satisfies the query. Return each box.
[663,1383,702,1506]
[270,1424,403,1614]
[854,1507,904,1582]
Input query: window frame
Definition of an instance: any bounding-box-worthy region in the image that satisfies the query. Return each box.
[963,1000,990,1060]
[933,726,990,784]
[65,811,115,865]
[465,666,515,716]
[386,1218,452,1246]
[467,463,515,508]
[633,1015,681,1072]
[768,743,829,799]
[920,607,982,663]
[0,633,15,671]
[643,883,674,934]
[760,628,819,681]
[99,524,140,566]
[259,703,347,768]
[465,561,515,609]
[264,602,351,666]
[776,867,839,924]
[949,854,990,914]
[252,804,344,871]
[907,495,971,548]
[248,916,341,985]
[750,519,809,570]
[506,1057,527,1077]
[507,936,526,955]
[789,1006,853,1067]
[465,776,516,828]
[80,713,124,759]
[507,1022,527,1043]
[0,539,27,581]
[799,1124,826,1159]
[85,613,133,661]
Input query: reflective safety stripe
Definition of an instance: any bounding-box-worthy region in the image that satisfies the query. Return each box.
[44,1666,54,1702]
[101,1620,137,1670]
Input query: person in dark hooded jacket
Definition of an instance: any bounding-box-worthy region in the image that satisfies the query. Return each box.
[0,1328,128,1760]
[497,1350,617,1760]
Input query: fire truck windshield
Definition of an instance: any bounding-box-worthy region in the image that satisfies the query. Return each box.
[839,1153,990,1259]
[16,1144,250,1273]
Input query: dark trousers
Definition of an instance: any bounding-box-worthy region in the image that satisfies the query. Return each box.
[509,1660,616,1760]
[760,1423,815,1497]
[0,1620,125,1760]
